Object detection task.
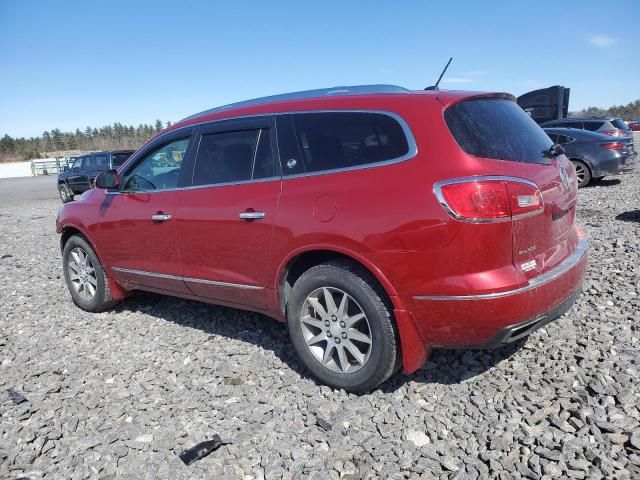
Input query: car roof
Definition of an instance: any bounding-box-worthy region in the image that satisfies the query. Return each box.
[167,84,514,134]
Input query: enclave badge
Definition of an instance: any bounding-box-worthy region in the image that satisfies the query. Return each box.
[559,166,569,189]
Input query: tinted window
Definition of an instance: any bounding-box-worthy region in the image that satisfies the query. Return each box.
[288,112,409,174]
[557,135,574,145]
[611,119,631,132]
[445,98,553,164]
[547,133,559,143]
[124,137,189,191]
[112,152,132,168]
[561,121,583,129]
[252,130,275,179]
[93,155,109,169]
[583,121,604,131]
[192,130,259,186]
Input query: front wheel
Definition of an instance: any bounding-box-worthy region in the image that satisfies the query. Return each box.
[58,183,74,203]
[571,160,591,188]
[62,235,116,312]
[286,260,399,392]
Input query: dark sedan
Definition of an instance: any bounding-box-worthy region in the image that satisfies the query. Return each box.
[544,128,637,187]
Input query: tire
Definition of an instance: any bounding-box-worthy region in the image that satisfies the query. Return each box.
[571,160,591,188]
[286,260,399,392]
[62,235,116,312]
[58,183,74,203]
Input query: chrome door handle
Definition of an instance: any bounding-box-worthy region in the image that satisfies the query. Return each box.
[239,211,265,221]
[151,214,172,222]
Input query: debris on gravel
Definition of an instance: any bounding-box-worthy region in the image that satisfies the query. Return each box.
[1,171,639,479]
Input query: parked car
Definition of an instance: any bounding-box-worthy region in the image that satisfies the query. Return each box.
[545,128,637,187]
[56,85,588,391]
[541,117,633,138]
[628,119,640,132]
[57,150,134,202]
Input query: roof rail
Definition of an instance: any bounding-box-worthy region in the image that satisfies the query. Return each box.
[179,84,410,122]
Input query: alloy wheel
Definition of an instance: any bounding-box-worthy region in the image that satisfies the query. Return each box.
[573,162,586,185]
[67,247,98,300]
[299,287,372,374]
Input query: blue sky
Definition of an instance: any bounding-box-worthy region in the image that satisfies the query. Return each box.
[1,0,638,138]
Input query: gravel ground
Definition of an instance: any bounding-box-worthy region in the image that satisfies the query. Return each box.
[1,171,639,480]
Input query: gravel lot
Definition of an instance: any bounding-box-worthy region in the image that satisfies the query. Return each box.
[1,171,639,479]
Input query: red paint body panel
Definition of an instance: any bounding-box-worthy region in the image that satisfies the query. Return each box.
[56,89,588,375]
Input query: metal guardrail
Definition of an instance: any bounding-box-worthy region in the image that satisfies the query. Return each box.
[30,158,70,176]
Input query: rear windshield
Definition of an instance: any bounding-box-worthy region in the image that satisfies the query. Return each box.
[445,98,553,164]
[611,119,631,132]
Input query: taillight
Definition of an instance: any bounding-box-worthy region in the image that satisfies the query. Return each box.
[434,177,544,222]
[600,142,625,150]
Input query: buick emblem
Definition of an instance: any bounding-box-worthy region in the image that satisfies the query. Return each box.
[559,166,569,189]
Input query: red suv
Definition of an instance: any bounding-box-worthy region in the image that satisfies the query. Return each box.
[56,85,588,392]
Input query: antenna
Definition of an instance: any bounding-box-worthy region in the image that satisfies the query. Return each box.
[425,57,453,91]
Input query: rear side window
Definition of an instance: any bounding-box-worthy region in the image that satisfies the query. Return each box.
[112,152,132,168]
[445,98,552,164]
[583,121,604,131]
[287,112,409,174]
[192,129,272,186]
[94,155,109,169]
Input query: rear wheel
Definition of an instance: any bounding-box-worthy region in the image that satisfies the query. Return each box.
[286,260,399,392]
[63,235,116,312]
[571,160,591,188]
[58,183,73,203]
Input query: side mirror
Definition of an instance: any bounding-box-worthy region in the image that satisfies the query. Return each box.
[95,169,119,190]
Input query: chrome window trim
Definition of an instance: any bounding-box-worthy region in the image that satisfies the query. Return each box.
[115,109,417,192]
[112,267,264,290]
[433,175,543,224]
[413,238,588,301]
[105,175,281,195]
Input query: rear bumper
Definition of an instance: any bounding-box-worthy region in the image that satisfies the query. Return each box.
[409,237,588,348]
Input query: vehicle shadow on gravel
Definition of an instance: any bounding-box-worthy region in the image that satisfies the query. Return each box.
[117,292,526,393]
[615,210,640,223]
[587,178,621,187]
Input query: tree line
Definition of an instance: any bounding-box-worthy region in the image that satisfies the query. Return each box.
[0,120,171,163]
[570,99,640,121]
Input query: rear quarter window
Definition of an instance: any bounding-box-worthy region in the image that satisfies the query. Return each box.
[287,112,410,174]
[611,119,631,131]
[444,98,553,164]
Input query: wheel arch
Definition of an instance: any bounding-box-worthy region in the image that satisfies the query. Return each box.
[277,246,402,317]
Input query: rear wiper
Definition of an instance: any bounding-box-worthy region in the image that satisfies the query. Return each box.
[542,144,565,159]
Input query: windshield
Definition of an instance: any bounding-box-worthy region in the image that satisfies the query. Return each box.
[445,98,553,164]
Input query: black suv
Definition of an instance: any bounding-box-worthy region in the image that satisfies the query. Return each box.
[541,117,632,138]
[58,150,134,203]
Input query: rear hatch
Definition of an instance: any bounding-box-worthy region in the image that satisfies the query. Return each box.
[443,96,579,278]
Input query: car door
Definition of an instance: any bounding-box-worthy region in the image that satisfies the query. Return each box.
[176,116,281,309]
[67,156,87,191]
[95,129,195,294]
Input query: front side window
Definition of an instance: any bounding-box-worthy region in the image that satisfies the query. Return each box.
[288,112,409,174]
[192,129,271,186]
[123,137,190,191]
